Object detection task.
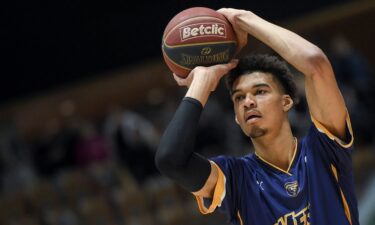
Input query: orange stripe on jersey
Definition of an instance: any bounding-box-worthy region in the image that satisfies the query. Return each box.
[311,112,354,149]
[331,164,352,225]
[195,161,226,214]
[237,210,244,225]
[255,137,298,176]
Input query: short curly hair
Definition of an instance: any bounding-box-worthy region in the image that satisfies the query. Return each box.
[226,54,299,104]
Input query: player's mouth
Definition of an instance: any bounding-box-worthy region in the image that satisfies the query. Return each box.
[245,110,262,124]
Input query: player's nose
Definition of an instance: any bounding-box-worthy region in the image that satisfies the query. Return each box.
[244,94,256,109]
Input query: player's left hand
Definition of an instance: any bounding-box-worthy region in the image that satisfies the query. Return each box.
[217,8,248,55]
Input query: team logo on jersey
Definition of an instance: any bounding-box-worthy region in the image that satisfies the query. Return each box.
[284,181,299,197]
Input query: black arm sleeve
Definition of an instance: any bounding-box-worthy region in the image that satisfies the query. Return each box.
[155,97,211,192]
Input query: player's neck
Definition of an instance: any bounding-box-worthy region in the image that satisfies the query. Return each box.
[252,121,296,172]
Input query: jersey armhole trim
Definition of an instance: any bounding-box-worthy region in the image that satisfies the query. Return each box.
[310,111,354,149]
[195,161,226,215]
[237,210,244,225]
[331,164,353,225]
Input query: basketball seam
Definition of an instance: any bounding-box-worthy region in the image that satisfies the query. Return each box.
[161,46,192,71]
[163,40,237,48]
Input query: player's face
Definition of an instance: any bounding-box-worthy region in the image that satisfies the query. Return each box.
[231,72,290,138]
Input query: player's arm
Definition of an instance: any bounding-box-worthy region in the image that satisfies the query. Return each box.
[219,8,347,140]
[155,60,237,197]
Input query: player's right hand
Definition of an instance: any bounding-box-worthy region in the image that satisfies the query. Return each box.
[173,72,193,88]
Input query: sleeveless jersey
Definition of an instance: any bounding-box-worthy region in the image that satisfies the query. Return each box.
[194,116,359,225]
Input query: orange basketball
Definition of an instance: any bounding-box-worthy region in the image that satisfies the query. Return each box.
[161,7,238,78]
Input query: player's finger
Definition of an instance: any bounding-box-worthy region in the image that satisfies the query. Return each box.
[228,58,239,67]
[173,73,186,85]
[214,59,239,73]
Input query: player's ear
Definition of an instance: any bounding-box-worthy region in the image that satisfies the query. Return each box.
[235,116,240,124]
[282,95,293,112]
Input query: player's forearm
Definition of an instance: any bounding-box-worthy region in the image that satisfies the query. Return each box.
[185,75,213,106]
[155,97,211,192]
[237,11,326,77]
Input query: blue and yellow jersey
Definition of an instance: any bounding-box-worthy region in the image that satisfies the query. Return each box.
[194,116,359,225]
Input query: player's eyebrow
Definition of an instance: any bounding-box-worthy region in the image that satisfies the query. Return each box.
[231,83,270,96]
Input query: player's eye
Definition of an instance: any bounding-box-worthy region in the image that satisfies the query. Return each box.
[234,94,245,102]
[255,89,267,95]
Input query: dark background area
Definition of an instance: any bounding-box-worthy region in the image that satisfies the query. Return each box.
[2,0,349,103]
[1,1,375,225]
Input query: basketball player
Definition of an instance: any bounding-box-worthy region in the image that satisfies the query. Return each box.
[155,8,359,225]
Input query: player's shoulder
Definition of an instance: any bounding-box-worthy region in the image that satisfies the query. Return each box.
[297,126,316,149]
[299,122,324,144]
[211,152,256,162]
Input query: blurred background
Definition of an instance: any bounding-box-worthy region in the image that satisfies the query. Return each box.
[1,0,375,224]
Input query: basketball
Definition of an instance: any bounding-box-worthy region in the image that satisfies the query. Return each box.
[161,7,238,78]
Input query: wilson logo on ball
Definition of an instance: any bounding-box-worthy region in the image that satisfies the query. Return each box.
[180,23,226,41]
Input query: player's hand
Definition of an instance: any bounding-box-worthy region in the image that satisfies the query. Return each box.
[173,59,238,92]
[173,73,193,88]
[217,8,249,55]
